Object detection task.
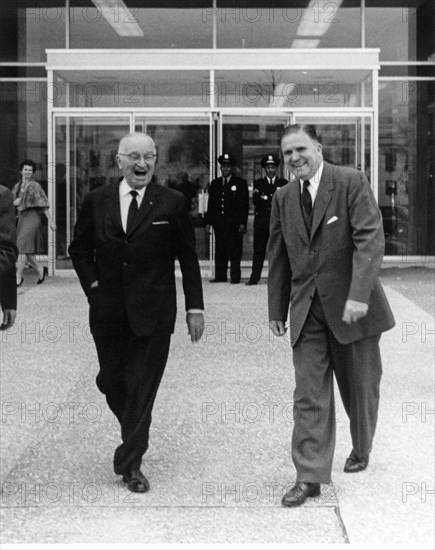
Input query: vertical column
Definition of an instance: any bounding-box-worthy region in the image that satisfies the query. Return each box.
[212,0,217,49]
[46,69,55,275]
[372,68,379,203]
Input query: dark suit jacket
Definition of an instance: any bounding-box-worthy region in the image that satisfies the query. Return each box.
[0,185,18,310]
[253,176,288,230]
[69,181,204,337]
[268,162,395,346]
[205,175,249,228]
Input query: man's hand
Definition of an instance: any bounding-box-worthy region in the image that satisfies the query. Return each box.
[186,312,204,343]
[269,320,287,337]
[1,309,16,330]
[342,299,368,325]
[205,224,212,234]
[238,224,246,233]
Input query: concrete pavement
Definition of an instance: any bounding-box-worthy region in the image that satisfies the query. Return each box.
[0,268,434,547]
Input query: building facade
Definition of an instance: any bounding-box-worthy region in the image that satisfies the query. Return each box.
[1,0,434,269]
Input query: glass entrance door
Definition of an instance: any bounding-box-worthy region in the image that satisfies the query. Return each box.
[220,114,290,262]
[134,115,212,261]
[54,115,130,264]
[51,111,373,271]
[53,112,212,267]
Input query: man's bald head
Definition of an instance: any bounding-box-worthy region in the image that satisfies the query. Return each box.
[117,133,157,189]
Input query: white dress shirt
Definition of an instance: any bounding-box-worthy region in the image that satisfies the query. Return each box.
[299,162,324,206]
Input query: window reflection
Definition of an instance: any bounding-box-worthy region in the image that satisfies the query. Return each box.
[366,0,434,62]
[70,4,212,49]
[379,81,434,255]
[214,69,371,108]
[215,2,360,48]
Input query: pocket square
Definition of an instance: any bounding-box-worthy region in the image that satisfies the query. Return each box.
[327,216,338,225]
[152,221,169,225]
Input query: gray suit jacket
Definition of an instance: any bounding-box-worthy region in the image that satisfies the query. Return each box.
[268,162,395,346]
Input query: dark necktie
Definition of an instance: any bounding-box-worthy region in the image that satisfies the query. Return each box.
[302,180,312,218]
[126,190,139,233]
[223,178,228,186]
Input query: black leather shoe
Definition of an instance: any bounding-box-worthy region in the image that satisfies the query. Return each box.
[281,482,321,507]
[122,469,150,493]
[344,455,369,473]
[230,280,240,284]
[37,266,48,285]
[209,279,227,283]
[245,280,258,286]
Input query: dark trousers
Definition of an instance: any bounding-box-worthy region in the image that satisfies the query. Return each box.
[93,326,171,475]
[292,292,382,483]
[249,225,269,282]
[213,220,243,282]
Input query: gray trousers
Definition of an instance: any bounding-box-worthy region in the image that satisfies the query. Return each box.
[292,291,382,483]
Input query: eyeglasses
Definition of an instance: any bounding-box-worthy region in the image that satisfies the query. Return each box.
[118,152,157,163]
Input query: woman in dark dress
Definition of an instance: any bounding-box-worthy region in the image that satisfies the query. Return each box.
[12,160,56,286]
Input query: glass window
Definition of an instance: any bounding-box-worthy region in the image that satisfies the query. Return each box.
[293,116,371,178]
[366,0,434,62]
[53,70,210,108]
[216,1,361,48]
[70,2,213,49]
[0,81,48,189]
[0,80,49,255]
[214,69,372,108]
[0,1,65,62]
[380,65,435,79]
[378,80,434,255]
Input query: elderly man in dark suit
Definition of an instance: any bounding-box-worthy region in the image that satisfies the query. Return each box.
[268,124,395,507]
[0,185,18,329]
[246,153,288,285]
[205,153,249,284]
[69,133,204,493]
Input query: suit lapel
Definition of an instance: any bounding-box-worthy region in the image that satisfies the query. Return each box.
[104,181,124,235]
[126,181,162,236]
[310,162,335,240]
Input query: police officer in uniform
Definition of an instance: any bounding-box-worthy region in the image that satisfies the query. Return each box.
[205,154,249,284]
[246,153,288,285]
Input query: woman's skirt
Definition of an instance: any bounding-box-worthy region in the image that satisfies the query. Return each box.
[16,209,42,254]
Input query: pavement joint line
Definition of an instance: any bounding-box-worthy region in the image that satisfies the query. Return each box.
[0,504,337,509]
[333,506,350,544]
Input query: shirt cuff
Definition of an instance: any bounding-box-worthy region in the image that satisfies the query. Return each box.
[187,309,204,314]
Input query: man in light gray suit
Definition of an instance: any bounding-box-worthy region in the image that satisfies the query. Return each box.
[268,125,395,507]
